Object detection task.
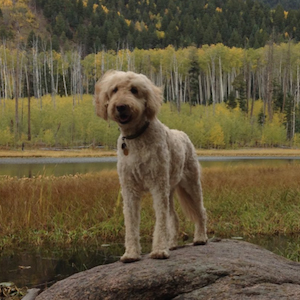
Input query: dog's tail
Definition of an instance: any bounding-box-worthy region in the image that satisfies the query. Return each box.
[175,185,206,223]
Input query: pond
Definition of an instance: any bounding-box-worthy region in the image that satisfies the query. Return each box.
[0,156,300,290]
[0,156,300,178]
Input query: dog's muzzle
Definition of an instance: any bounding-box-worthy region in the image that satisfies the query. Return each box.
[116,105,132,124]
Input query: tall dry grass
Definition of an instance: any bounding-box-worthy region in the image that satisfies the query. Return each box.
[202,164,300,237]
[0,164,300,249]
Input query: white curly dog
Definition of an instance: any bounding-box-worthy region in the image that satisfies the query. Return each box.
[95,70,207,263]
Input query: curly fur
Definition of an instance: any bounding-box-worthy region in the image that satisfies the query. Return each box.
[95,70,207,262]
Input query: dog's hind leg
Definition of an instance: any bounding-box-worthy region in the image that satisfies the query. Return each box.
[168,189,179,250]
[176,178,208,245]
[120,189,142,263]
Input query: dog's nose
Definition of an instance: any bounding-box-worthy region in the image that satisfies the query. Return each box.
[116,105,127,112]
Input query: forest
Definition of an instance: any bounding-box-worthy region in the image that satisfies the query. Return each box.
[0,43,299,148]
[1,0,300,53]
[0,0,299,148]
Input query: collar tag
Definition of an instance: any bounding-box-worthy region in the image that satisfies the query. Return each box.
[120,121,150,156]
[121,140,129,156]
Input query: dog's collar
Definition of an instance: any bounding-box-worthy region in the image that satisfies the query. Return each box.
[121,121,150,156]
[122,121,150,140]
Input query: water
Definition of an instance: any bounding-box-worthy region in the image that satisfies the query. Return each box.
[0,244,124,289]
[0,242,153,289]
[0,156,299,178]
[0,157,117,178]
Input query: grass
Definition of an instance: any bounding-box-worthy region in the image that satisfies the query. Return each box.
[1,164,300,251]
[0,147,299,158]
[0,148,117,158]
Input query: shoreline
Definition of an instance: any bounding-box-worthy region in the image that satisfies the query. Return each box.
[0,155,300,165]
[0,147,299,158]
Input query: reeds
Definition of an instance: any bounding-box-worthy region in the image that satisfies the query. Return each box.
[0,164,300,250]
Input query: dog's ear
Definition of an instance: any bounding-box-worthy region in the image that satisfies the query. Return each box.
[145,80,163,120]
[94,71,115,120]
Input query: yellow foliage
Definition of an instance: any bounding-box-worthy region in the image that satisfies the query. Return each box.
[101,5,109,14]
[204,3,208,9]
[125,19,131,26]
[156,20,161,30]
[135,21,147,32]
[0,0,13,6]
[156,30,165,39]
[135,21,142,32]
[208,123,225,148]
[293,133,300,147]
[252,100,263,116]
[284,11,288,19]
[216,7,222,13]
[26,10,36,22]
[93,4,98,12]
[0,127,13,145]
[285,32,289,38]
[215,103,231,118]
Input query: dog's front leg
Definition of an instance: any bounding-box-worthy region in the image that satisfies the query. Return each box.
[120,190,142,263]
[150,188,170,259]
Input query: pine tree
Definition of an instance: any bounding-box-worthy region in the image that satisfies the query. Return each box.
[188,53,200,106]
[273,4,285,33]
[54,12,67,36]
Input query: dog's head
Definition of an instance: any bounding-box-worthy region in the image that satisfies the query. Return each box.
[94,70,162,127]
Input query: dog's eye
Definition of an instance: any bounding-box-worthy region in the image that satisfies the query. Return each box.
[112,87,118,93]
[130,87,138,94]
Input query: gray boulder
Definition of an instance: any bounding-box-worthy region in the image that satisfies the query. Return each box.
[36,239,300,300]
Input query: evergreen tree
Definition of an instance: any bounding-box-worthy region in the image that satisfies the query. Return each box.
[232,73,247,112]
[203,23,214,45]
[273,4,285,33]
[166,20,179,46]
[27,30,36,48]
[54,12,67,36]
[225,91,237,110]
[229,29,241,47]
[106,30,117,50]
[188,53,200,106]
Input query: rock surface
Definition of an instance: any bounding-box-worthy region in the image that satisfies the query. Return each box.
[36,239,300,300]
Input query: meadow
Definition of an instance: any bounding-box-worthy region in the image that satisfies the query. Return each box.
[1,163,300,261]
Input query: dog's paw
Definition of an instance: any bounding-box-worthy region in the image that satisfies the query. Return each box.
[193,240,207,246]
[120,253,141,263]
[193,233,208,246]
[193,237,208,246]
[150,249,170,259]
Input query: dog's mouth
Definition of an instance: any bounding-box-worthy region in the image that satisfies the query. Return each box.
[118,113,132,124]
[116,105,132,124]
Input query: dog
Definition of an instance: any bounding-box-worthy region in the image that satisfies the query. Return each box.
[95,70,207,263]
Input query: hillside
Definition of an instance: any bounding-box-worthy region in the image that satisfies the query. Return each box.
[1,0,300,54]
[260,0,300,9]
[0,0,48,44]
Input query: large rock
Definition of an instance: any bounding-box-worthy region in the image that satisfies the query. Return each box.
[36,239,300,300]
